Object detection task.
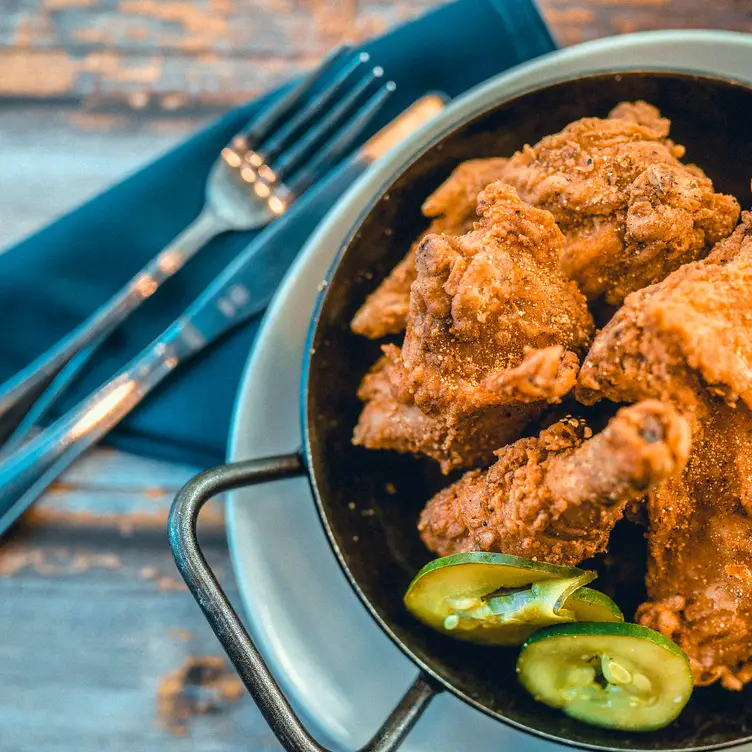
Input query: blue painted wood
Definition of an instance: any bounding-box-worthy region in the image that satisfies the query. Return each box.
[0,509,283,752]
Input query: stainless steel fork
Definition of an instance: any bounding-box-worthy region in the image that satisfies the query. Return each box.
[0,45,385,445]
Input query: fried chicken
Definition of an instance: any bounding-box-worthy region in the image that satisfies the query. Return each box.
[354,344,579,473]
[578,214,752,689]
[352,103,740,341]
[418,401,690,565]
[351,158,509,338]
[578,214,752,415]
[500,101,740,305]
[637,404,752,691]
[353,183,593,472]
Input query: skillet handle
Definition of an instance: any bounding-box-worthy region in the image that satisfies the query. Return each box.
[168,454,440,752]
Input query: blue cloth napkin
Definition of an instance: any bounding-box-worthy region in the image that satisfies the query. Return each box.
[0,0,556,468]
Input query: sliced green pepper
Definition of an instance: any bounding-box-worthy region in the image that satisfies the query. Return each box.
[517,622,693,731]
[404,552,621,645]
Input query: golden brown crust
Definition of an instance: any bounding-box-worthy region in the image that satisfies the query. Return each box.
[607,100,671,138]
[578,214,752,413]
[353,184,594,473]
[578,213,752,689]
[351,158,509,339]
[418,401,690,564]
[637,405,752,690]
[499,104,740,304]
[352,102,740,340]
[397,183,593,413]
[352,350,548,473]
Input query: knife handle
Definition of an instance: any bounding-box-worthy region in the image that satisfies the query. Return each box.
[0,320,201,535]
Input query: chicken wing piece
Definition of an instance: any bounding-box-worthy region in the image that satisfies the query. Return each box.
[397,182,593,412]
[577,214,752,689]
[352,102,739,340]
[498,101,740,305]
[351,158,509,339]
[418,400,690,565]
[353,183,594,472]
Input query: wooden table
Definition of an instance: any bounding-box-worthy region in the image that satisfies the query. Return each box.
[1,2,750,750]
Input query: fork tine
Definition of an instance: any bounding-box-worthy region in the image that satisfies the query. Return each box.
[258,52,371,163]
[238,44,352,149]
[286,80,397,197]
[271,66,384,182]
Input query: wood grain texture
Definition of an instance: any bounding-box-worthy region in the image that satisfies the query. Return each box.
[0,0,446,105]
[0,104,197,249]
[539,0,752,45]
[0,523,277,752]
[2,0,749,106]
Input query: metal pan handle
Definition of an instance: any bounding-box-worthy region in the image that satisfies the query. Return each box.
[168,453,440,752]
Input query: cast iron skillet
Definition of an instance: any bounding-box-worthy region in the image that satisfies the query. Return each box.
[169,71,752,752]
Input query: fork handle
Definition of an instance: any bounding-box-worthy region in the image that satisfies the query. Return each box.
[0,208,227,442]
[0,319,203,534]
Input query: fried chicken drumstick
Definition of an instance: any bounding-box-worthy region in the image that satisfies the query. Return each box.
[351,102,739,339]
[578,214,752,690]
[353,183,593,472]
[418,401,690,565]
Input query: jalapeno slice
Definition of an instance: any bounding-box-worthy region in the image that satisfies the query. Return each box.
[404,553,620,645]
[517,622,693,731]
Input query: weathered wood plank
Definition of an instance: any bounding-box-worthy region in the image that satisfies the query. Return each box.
[53,446,198,491]
[0,529,281,751]
[0,448,221,533]
[0,104,199,249]
[2,0,749,106]
[23,484,226,533]
[539,0,752,45]
[0,0,447,104]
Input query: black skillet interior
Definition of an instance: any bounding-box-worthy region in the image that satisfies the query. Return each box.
[305,72,752,751]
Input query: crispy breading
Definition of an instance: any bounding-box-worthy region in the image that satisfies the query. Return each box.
[351,158,509,338]
[578,215,752,689]
[418,401,690,564]
[353,183,593,472]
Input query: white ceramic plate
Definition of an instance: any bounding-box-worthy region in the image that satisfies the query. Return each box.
[228,31,752,752]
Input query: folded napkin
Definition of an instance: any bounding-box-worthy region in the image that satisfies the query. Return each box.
[0,0,556,468]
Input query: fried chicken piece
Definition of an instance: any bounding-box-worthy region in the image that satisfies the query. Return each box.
[578,214,752,415]
[353,183,593,472]
[354,345,579,472]
[418,401,690,564]
[499,101,740,304]
[578,214,752,689]
[351,158,509,338]
[398,183,593,409]
[637,404,752,691]
[352,102,740,340]
[608,100,670,136]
